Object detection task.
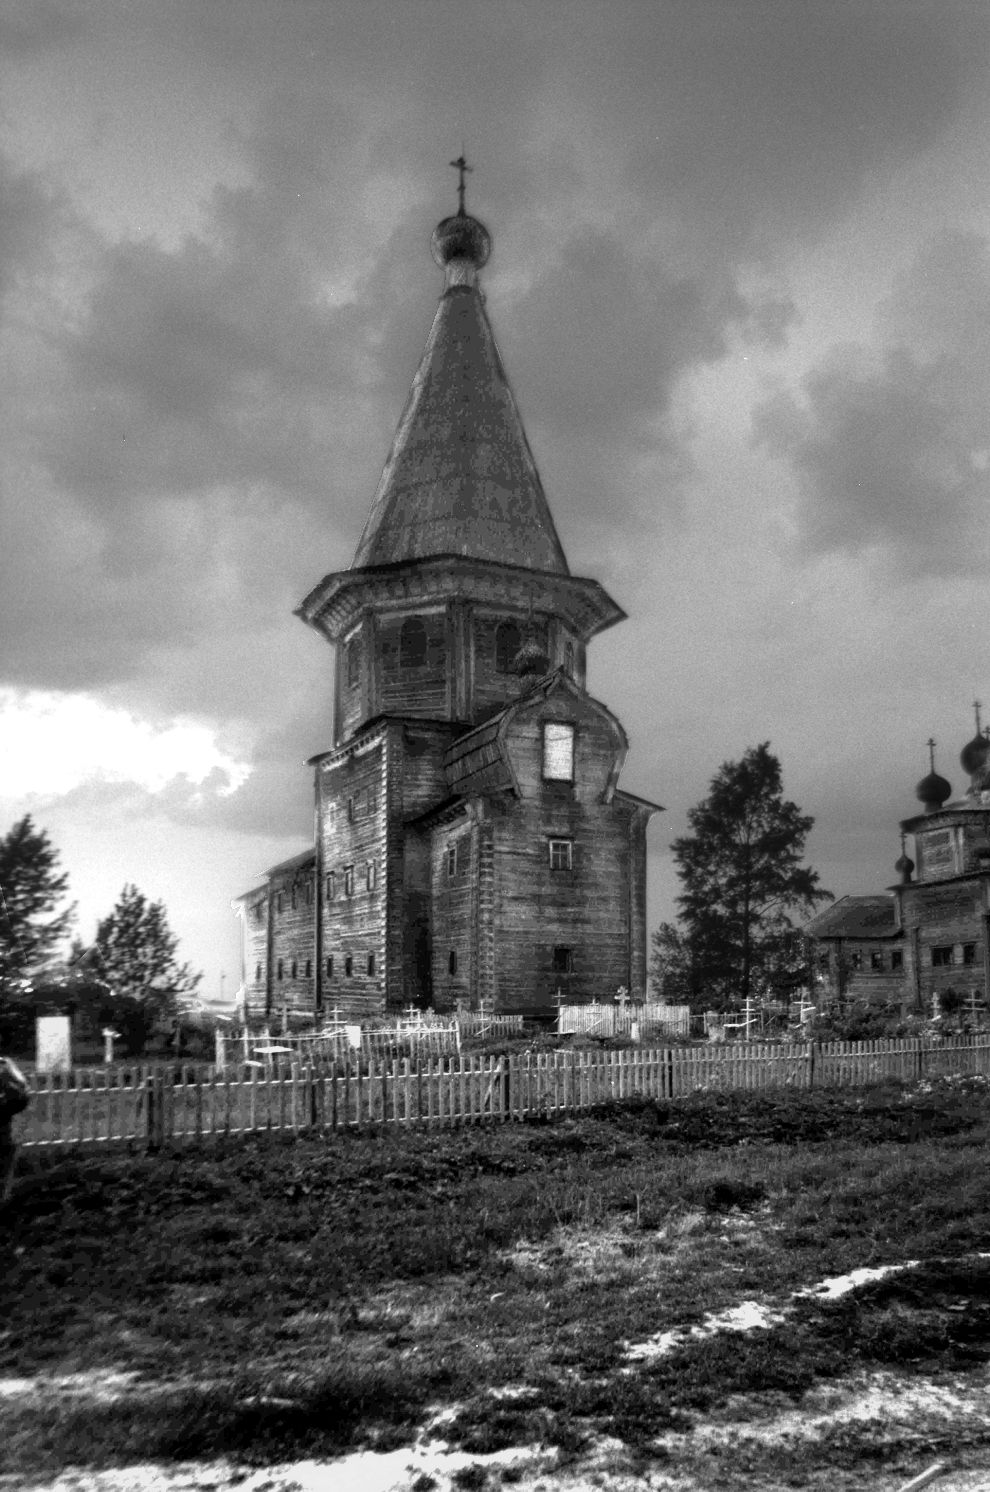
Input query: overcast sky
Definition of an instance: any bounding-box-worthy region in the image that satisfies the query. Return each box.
[1,0,989,1003]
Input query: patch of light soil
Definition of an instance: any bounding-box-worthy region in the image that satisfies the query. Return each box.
[0,1371,145,1403]
[624,1250,990,1364]
[0,1442,552,1492]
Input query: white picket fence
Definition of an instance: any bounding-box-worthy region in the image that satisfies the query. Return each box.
[14,1034,990,1152]
[558,1002,692,1039]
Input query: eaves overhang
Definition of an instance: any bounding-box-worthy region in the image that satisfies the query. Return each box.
[295,554,625,646]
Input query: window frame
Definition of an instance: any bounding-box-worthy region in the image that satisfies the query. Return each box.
[548,838,574,872]
[542,721,575,783]
[932,945,954,968]
[366,859,377,893]
[344,865,355,898]
[870,950,884,971]
[494,618,522,674]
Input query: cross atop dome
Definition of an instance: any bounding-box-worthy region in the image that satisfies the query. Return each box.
[450,152,472,215]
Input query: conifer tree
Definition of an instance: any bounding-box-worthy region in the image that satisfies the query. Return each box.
[91,885,201,1048]
[652,744,831,1010]
[0,816,74,999]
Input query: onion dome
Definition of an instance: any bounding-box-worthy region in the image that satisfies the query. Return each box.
[961,703,990,778]
[916,737,951,811]
[431,212,492,274]
[916,771,951,810]
[894,833,914,884]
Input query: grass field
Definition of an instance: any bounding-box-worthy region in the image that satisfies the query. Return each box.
[4,1075,990,1490]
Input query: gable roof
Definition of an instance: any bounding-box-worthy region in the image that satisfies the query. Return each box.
[805,895,900,940]
[351,284,569,575]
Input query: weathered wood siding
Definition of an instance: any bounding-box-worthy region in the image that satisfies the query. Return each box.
[376,609,449,717]
[319,736,387,1015]
[428,820,476,1009]
[268,865,316,1017]
[485,690,636,1014]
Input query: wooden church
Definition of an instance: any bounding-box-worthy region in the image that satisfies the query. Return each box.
[235,170,661,1021]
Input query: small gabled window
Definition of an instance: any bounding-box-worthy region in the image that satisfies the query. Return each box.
[548,838,573,872]
[542,722,575,782]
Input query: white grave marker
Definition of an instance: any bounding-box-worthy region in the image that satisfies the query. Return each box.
[36,1014,71,1075]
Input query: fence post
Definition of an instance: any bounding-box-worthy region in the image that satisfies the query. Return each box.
[502,1056,512,1119]
[145,1075,165,1152]
[808,1041,816,1089]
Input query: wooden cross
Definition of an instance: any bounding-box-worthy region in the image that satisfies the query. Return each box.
[927,737,936,772]
[449,152,472,213]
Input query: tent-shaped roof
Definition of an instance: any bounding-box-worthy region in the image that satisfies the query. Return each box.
[351,275,569,575]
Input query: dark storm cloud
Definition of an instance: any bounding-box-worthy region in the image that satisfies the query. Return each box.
[755,231,990,577]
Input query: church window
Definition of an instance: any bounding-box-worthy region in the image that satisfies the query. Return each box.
[400,616,428,669]
[326,956,334,979]
[549,838,573,872]
[552,946,573,975]
[932,946,953,967]
[347,795,355,821]
[305,959,312,979]
[849,951,862,970]
[291,958,298,979]
[891,950,903,970]
[870,950,884,971]
[964,943,977,965]
[367,952,376,976]
[542,722,575,781]
[448,949,458,976]
[255,963,262,984]
[277,959,284,982]
[327,802,337,831]
[344,865,355,897]
[495,619,521,674]
[276,892,284,914]
[447,843,458,877]
[366,859,377,892]
[344,954,353,977]
[326,871,336,902]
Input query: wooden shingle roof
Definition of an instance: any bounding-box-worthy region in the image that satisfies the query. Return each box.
[351,282,569,575]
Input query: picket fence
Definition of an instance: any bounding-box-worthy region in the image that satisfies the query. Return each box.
[558,1002,693,1039]
[13,1034,990,1152]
